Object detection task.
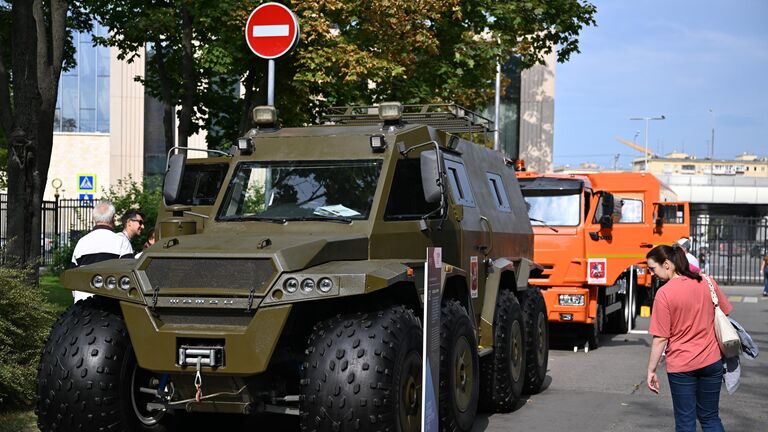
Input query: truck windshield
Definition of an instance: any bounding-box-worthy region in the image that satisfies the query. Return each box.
[519,178,582,227]
[218,160,382,221]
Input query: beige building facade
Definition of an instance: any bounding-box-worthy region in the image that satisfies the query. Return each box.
[631,152,768,178]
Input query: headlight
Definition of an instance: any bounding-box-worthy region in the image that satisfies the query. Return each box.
[283,278,299,293]
[119,276,131,291]
[105,276,117,290]
[301,278,315,292]
[317,277,333,293]
[92,275,104,289]
[559,294,584,306]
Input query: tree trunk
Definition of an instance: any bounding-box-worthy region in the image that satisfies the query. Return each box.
[3,0,67,274]
[177,5,195,148]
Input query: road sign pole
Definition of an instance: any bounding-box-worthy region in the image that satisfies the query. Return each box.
[268,59,275,106]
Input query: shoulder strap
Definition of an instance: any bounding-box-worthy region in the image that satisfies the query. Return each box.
[703,274,719,306]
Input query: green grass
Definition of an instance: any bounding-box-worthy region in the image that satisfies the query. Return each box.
[39,274,70,313]
[0,409,38,432]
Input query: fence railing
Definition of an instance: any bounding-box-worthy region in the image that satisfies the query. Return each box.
[690,215,768,285]
[1,194,94,266]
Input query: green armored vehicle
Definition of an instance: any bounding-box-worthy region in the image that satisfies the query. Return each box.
[37,103,549,432]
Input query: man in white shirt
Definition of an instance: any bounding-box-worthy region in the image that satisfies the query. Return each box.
[677,237,700,270]
[71,200,134,302]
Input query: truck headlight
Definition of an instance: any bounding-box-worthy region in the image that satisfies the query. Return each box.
[92,275,104,289]
[119,276,131,291]
[317,277,334,293]
[105,276,118,290]
[283,278,299,293]
[559,294,584,306]
[301,278,315,293]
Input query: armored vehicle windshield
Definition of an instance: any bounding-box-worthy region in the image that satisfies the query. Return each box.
[218,159,382,221]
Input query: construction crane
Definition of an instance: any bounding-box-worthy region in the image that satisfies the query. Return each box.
[615,137,658,158]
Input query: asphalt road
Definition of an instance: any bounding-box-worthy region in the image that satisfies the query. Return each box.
[477,284,768,432]
[176,284,767,431]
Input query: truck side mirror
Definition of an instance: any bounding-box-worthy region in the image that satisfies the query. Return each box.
[655,205,666,229]
[163,153,186,204]
[600,193,615,229]
[420,150,442,203]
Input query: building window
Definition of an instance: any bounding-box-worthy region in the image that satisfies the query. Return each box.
[55,22,110,133]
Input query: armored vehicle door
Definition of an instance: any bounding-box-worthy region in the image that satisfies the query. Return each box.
[441,153,488,304]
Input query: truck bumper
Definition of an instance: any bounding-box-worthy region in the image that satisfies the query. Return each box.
[541,287,597,324]
[121,302,292,375]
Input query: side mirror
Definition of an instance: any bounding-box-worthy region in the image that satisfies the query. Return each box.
[655,205,666,229]
[163,153,186,204]
[600,214,614,229]
[420,150,442,203]
[599,193,615,229]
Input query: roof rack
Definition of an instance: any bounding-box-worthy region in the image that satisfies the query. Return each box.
[324,103,495,145]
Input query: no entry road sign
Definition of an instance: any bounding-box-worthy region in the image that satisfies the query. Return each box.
[245,2,300,59]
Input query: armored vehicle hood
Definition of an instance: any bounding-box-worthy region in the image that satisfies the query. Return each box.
[145,232,369,272]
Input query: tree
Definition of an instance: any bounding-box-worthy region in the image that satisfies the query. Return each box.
[0,0,90,270]
[88,0,596,149]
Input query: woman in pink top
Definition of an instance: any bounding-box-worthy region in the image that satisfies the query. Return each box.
[646,244,732,432]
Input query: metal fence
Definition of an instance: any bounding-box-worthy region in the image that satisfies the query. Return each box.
[690,215,768,285]
[1,194,94,266]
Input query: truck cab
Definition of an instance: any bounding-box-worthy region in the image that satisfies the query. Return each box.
[517,171,690,348]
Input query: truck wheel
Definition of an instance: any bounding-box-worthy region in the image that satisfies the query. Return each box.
[300,306,422,432]
[479,290,526,413]
[585,304,604,350]
[439,299,479,431]
[519,287,549,394]
[36,297,170,432]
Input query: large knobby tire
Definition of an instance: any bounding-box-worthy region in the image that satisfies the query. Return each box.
[439,299,479,432]
[300,306,422,432]
[479,290,525,413]
[519,287,549,394]
[36,297,171,432]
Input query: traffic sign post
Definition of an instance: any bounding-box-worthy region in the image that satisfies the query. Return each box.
[244,2,300,106]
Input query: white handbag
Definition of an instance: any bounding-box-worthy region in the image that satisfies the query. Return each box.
[704,274,741,358]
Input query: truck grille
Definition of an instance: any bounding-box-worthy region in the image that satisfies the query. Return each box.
[143,258,275,291]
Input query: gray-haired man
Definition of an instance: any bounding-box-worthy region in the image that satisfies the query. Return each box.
[70,200,134,301]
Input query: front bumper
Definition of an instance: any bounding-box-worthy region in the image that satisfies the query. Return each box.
[122,302,291,374]
[541,287,596,324]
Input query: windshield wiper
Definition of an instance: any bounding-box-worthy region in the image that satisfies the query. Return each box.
[529,217,559,233]
[295,215,353,224]
[223,215,287,224]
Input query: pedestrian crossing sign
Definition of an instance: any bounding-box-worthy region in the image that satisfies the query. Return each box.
[77,174,96,192]
[78,193,94,206]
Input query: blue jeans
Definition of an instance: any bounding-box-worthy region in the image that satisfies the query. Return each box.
[763,267,768,294]
[667,359,725,432]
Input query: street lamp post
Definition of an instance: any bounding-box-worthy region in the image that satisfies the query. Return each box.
[630,115,666,171]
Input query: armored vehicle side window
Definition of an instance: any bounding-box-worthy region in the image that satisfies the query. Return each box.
[218,160,382,221]
[444,159,476,207]
[485,172,511,212]
[172,163,229,206]
[384,158,440,220]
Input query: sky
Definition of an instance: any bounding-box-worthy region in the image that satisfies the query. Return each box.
[553,0,768,170]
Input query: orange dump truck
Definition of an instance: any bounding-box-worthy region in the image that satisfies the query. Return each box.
[516,171,690,348]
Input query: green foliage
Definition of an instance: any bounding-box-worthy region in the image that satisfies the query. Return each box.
[0,265,57,408]
[101,175,162,251]
[85,0,596,147]
[242,183,265,215]
[47,233,82,276]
